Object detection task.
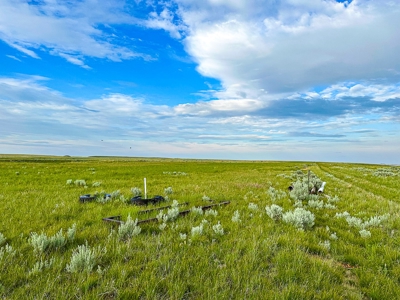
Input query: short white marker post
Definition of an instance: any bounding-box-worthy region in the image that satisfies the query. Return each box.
[144,178,147,199]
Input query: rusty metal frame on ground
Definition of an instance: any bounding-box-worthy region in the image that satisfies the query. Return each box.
[138,202,189,214]
[102,201,230,225]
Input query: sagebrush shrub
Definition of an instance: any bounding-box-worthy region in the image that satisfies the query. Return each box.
[364,214,389,228]
[118,215,141,241]
[293,200,303,208]
[266,187,286,202]
[163,171,187,176]
[373,168,398,177]
[265,204,283,221]
[95,191,112,204]
[231,210,241,223]
[165,207,179,222]
[157,200,180,222]
[335,212,389,230]
[212,222,224,236]
[282,208,315,230]
[131,187,142,197]
[29,224,76,255]
[248,203,258,211]
[359,229,371,238]
[289,172,323,201]
[164,187,173,195]
[117,194,128,204]
[66,243,103,273]
[205,209,218,217]
[74,179,86,187]
[319,240,331,251]
[307,199,324,210]
[0,233,6,246]
[202,195,211,201]
[346,216,363,229]
[191,206,204,215]
[191,224,204,237]
[289,180,309,201]
[327,195,340,203]
[167,207,179,221]
[335,211,350,218]
[156,211,164,223]
[110,190,120,199]
[29,257,55,276]
[67,224,77,241]
[324,203,337,209]
[0,244,16,263]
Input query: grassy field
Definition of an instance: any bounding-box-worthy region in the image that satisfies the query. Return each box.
[0,155,399,299]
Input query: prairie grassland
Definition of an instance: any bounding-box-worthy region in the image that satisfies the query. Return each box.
[0,155,399,299]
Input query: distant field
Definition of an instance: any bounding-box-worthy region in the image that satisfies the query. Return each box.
[0,155,399,299]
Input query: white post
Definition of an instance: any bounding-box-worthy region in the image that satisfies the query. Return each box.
[144,178,147,199]
[318,182,326,193]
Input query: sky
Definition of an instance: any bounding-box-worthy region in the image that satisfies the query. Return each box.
[1,0,400,164]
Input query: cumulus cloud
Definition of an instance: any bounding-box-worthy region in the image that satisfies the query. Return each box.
[178,0,400,98]
[145,8,186,38]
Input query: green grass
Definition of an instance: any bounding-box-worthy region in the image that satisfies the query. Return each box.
[0,155,400,299]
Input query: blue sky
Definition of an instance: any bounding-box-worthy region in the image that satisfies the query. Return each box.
[1,0,399,164]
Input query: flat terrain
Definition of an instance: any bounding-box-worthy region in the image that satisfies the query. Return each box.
[0,155,399,299]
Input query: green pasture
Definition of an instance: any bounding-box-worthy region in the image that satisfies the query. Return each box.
[0,155,399,299]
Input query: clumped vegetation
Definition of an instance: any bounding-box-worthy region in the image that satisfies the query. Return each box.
[117,215,141,241]
[29,224,76,255]
[282,207,315,230]
[0,155,400,299]
[66,243,105,273]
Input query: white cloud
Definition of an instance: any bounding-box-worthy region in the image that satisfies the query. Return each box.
[57,53,91,69]
[6,55,22,62]
[198,134,271,140]
[0,0,151,64]
[145,8,185,38]
[175,98,264,116]
[178,0,400,99]
[318,82,400,101]
[8,43,40,59]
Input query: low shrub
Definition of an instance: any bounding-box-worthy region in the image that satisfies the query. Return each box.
[74,179,86,187]
[131,187,142,197]
[118,215,141,241]
[212,222,224,236]
[231,210,241,223]
[191,224,204,237]
[0,233,6,246]
[282,208,315,230]
[205,209,218,217]
[265,204,284,221]
[164,187,173,195]
[29,224,76,255]
[66,243,103,273]
[191,206,204,215]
